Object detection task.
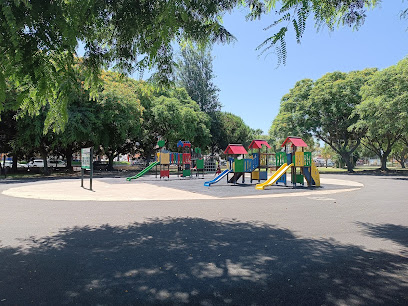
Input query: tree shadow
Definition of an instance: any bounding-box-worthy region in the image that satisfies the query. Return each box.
[357,222,408,248]
[0,218,407,305]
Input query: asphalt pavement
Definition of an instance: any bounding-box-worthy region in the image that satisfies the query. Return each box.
[0,173,407,305]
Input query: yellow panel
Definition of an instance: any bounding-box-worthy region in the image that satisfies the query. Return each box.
[160,153,170,165]
[311,161,320,186]
[260,154,267,166]
[156,152,160,161]
[295,152,304,167]
[252,171,259,180]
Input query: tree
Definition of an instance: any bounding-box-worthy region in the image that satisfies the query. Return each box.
[136,87,211,163]
[270,69,376,172]
[250,0,380,65]
[391,141,408,169]
[307,69,376,172]
[211,112,253,152]
[269,79,314,145]
[0,0,237,130]
[321,145,335,168]
[2,0,394,131]
[12,110,54,175]
[352,58,408,171]
[97,72,143,170]
[177,45,221,113]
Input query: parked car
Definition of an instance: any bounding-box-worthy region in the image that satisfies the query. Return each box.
[131,159,145,166]
[93,160,109,170]
[2,160,28,169]
[48,159,67,168]
[27,159,45,168]
[27,159,66,168]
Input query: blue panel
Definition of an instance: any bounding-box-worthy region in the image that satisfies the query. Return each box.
[286,153,292,165]
[276,173,286,184]
[260,171,268,180]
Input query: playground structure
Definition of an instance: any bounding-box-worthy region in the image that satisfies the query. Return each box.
[126,140,205,181]
[204,140,274,187]
[256,136,320,190]
[204,137,320,189]
[248,140,275,183]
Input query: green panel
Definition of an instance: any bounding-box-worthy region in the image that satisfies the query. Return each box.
[276,152,287,167]
[234,159,244,172]
[296,174,304,184]
[304,152,312,167]
[183,169,191,177]
[158,140,165,148]
[196,159,204,170]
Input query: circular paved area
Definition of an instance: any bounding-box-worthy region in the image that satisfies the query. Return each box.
[2,174,363,201]
[0,173,407,305]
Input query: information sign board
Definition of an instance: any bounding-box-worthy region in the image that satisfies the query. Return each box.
[81,148,91,170]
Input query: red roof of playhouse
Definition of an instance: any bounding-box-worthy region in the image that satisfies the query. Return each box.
[281,137,308,148]
[248,140,272,150]
[224,144,248,155]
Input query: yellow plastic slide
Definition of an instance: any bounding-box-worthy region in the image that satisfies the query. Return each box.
[311,161,320,187]
[255,163,294,190]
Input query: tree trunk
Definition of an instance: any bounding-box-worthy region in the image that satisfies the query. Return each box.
[380,153,389,171]
[41,150,50,175]
[12,155,18,173]
[340,152,354,173]
[401,160,406,168]
[107,154,115,171]
[65,146,73,171]
[144,148,153,167]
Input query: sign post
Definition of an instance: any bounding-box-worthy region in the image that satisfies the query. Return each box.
[81,147,93,191]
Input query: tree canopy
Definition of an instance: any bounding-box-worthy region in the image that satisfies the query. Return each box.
[250,0,380,65]
[176,45,221,113]
[270,68,377,171]
[351,58,408,170]
[1,0,392,131]
[0,0,237,130]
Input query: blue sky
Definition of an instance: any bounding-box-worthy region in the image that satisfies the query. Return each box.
[211,2,408,134]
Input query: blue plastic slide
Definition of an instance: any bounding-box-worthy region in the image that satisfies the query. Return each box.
[204,169,231,187]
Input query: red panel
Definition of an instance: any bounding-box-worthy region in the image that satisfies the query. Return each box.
[183,153,191,164]
[224,144,248,155]
[249,140,271,149]
[281,137,308,148]
[160,170,170,178]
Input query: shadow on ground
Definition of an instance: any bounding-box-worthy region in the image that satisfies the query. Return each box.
[1,218,407,305]
[358,222,408,248]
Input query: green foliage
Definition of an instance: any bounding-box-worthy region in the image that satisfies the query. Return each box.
[270,68,376,171]
[351,57,408,170]
[391,141,408,168]
[211,111,253,151]
[96,71,144,168]
[177,45,221,113]
[150,93,211,152]
[0,0,238,129]
[269,78,313,144]
[250,0,380,65]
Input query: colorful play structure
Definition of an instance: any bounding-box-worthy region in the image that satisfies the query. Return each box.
[126,140,204,181]
[204,136,320,189]
[127,136,320,190]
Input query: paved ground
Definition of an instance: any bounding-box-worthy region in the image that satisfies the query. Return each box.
[0,173,407,305]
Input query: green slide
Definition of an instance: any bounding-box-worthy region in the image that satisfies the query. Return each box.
[126,161,159,181]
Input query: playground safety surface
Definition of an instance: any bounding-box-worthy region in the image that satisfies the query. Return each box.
[2,173,363,202]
